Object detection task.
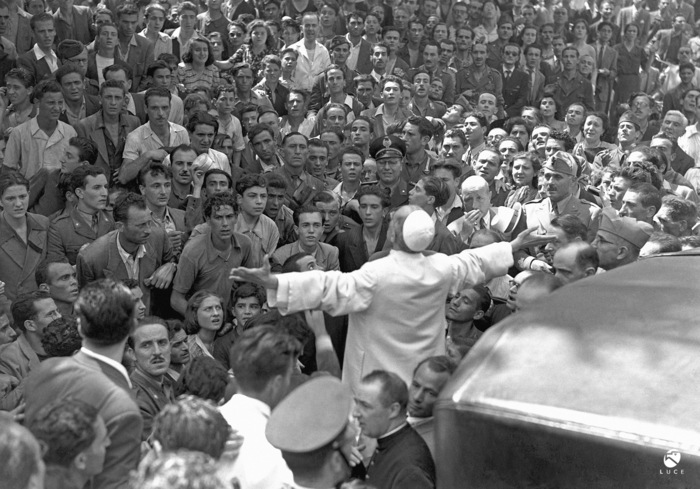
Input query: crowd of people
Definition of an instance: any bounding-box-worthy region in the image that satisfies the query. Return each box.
[0,0,698,487]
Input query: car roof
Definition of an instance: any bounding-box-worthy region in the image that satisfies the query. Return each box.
[439,254,700,453]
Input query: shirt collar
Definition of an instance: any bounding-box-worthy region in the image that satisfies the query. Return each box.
[33,43,56,61]
[80,347,132,388]
[116,231,147,261]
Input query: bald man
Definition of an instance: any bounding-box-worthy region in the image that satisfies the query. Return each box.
[232,206,553,391]
[448,175,526,246]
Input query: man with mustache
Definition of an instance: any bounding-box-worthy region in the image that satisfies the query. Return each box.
[128,316,174,441]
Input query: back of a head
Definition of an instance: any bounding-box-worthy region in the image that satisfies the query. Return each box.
[361,370,408,414]
[74,279,136,347]
[41,316,82,358]
[151,396,231,460]
[28,398,98,469]
[174,356,230,403]
[640,232,682,257]
[131,450,227,489]
[516,272,563,311]
[229,324,302,394]
[0,419,44,489]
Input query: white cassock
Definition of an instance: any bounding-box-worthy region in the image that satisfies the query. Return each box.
[268,242,513,392]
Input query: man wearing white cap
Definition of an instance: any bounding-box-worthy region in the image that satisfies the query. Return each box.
[232,205,552,392]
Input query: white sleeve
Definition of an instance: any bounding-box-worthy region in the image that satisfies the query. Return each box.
[449,242,514,294]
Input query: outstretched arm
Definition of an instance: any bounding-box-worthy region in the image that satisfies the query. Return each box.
[230,254,279,290]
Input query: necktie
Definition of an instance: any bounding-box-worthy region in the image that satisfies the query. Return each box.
[505,70,511,81]
[597,45,603,67]
[91,214,99,233]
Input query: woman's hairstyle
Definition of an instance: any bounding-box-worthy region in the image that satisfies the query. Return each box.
[184,290,224,335]
[182,37,215,66]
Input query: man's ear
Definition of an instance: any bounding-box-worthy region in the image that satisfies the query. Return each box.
[584,266,597,277]
[73,451,88,471]
[473,309,485,320]
[388,401,402,419]
[24,319,37,333]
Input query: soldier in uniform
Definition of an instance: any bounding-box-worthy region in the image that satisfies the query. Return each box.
[544,46,594,112]
[47,166,114,266]
[266,376,359,489]
[523,151,601,247]
[454,42,504,116]
[371,136,410,211]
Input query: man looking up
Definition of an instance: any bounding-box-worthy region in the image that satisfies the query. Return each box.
[473,147,509,207]
[3,79,77,180]
[0,290,60,410]
[128,316,174,440]
[273,132,324,212]
[17,12,59,82]
[273,205,340,271]
[36,258,79,317]
[354,370,436,488]
[408,176,461,254]
[407,356,455,457]
[593,111,642,171]
[47,166,113,265]
[120,87,190,185]
[463,111,488,166]
[171,192,257,315]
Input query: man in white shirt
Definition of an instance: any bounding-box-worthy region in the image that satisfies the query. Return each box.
[289,12,331,91]
[219,325,298,489]
[17,12,60,83]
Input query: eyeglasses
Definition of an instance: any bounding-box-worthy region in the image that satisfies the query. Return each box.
[229,31,244,38]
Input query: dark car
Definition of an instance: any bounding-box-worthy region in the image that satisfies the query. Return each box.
[436,253,700,488]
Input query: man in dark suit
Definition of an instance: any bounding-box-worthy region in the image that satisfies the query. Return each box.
[17,12,61,83]
[523,44,546,105]
[24,279,144,489]
[55,64,101,128]
[53,0,94,46]
[499,42,530,117]
[336,184,390,272]
[76,193,176,315]
[654,15,691,64]
[5,0,33,56]
[115,3,155,92]
[593,21,618,113]
[354,370,436,489]
[102,64,148,124]
[345,12,373,75]
[75,79,143,185]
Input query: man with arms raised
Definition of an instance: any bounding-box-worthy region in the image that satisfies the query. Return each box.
[232,204,551,391]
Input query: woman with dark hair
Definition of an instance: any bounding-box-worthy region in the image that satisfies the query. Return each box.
[220,20,277,81]
[184,290,226,360]
[213,133,234,164]
[538,93,567,131]
[573,112,615,165]
[613,23,646,111]
[363,11,382,44]
[505,152,541,207]
[177,38,221,91]
[0,171,49,307]
[174,359,231,403]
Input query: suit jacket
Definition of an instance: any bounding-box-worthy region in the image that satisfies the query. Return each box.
[336,222,389,272]
[47,207,115,265]
[24,351,143,489]
[359,104,414,138]
[308,64,358,112]
[618,7,651,43]
[28,167,64,217]
[353,38,374,74]
[593,43,618,107]
[545,72,595,112]
[76,228,174,314]
[427,219,462,255]
[654,28,690,63]
[271,167,325,212]
[397,44,424,69]
[500,67,530,117]
[75,110,143,182]
[527,68,546,105]
[14,9,33,56]
[53,5,94,45]
[0,334,39,410]
[58,94,102,127]
[455,66,504,113]
[0,212,48,303]
[17,48,61,83]
[115,34,155,92]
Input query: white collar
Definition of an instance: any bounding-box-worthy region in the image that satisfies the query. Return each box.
[80,347,132,388]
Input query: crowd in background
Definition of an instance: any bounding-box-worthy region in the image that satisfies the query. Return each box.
[0,0,699,487]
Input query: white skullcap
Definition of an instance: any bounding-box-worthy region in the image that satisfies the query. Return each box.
[402,209,435,252]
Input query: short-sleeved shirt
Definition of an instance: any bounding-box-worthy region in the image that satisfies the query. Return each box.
[176,63,222,91]
[3,118,77,179]
[123,122,190,162]
[173,230,258,309]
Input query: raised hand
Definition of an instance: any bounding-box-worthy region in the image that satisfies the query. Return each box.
[229,255,279,289]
